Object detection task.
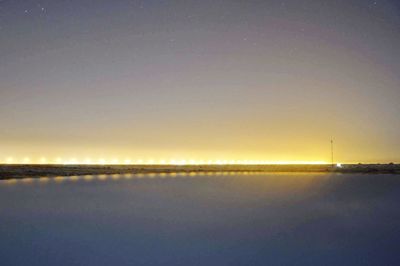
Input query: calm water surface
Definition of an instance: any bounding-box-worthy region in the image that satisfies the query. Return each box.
[1,173,399,266]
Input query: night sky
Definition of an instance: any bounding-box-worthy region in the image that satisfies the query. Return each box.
[0,0,399,164]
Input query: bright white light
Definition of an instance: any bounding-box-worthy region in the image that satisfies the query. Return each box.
[1,156,331,166]
[336,163,342,168]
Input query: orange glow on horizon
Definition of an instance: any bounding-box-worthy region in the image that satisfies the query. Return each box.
[0,157,330,165]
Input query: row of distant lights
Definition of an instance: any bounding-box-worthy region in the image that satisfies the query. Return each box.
[0,157,328,165]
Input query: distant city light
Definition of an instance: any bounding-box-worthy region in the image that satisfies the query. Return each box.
[0,156,330,165]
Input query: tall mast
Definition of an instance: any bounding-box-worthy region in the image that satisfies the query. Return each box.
[331,139,334,167]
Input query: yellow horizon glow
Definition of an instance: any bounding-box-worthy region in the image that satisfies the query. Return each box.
[0,157,330,165]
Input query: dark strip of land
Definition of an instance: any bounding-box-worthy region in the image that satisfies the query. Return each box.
[0,164,399,180]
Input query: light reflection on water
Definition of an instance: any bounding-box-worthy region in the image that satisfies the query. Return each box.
[0,171,339,186]
[0,172,217,185]
[0,173,399,266]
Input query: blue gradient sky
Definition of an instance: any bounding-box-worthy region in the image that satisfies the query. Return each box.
[0,0,399,163]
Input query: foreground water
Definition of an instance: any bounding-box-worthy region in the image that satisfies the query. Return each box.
[0,173,399,266]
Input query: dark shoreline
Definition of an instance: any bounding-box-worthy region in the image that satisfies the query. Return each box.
[0,164,399,180]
